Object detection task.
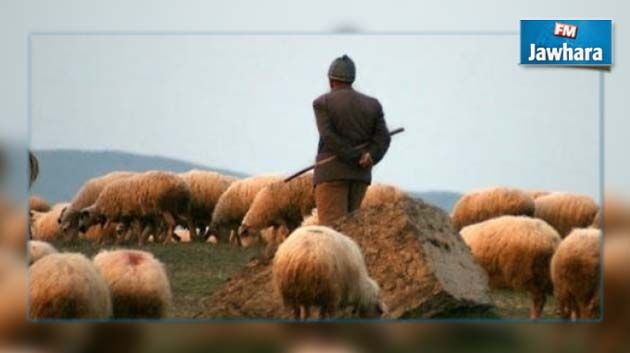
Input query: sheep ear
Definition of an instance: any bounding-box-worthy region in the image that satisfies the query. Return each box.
[57,206,67,224]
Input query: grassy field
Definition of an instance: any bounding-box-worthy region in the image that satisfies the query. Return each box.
[53,241,558,320]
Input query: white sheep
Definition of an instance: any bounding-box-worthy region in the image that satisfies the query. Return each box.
[210,174,282,244]
[550,228,601,320]
[273,225,383,320]
[93,249,172,318]
[460,216,562,319]
[29,253,112,319]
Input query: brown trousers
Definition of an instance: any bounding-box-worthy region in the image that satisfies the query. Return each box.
[315,180,369,226]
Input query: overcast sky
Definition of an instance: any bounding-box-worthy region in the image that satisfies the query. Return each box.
[30,34,601,196]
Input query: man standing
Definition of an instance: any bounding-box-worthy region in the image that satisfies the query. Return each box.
[313,55,391,226]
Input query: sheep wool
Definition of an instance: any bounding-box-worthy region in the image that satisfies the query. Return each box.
[179,170,237,239]
[273,225,382,320]
[551,228,601,320]
[451,187,535,231]
[361,184,409,208]
[30,202,70,242]
[59,171,135,238]
[93,249,172,318]
[534,192,599,237]
[210,174,282,241]
[30,253,112,319]
[460,215,561,319]
[29,195,50,212]
[28,240,58,265]
[241,173,315,237]
[84,171,193,243]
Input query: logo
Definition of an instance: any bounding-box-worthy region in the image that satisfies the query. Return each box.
[520,20,612,66]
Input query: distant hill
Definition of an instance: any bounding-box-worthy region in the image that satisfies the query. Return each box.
[410,191,462,213]
[31,149,247,203]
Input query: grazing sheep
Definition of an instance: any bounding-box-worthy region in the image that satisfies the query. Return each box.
[361,183,409,208]
[525,190,551,200]
[460,216,561,319]
[273,225,383,320]
[29,195,50,212]
[59,171,136,241]
[451,187,535,231]
[28,240,57,265]
[30,253,112,319]
[30,202,70,242]
[210,174,282,244]
[534,192,599,237]
[550,228,601,320]
[179,170,237,241]
[80,171,193,244]
[239,173,315,245]
[93,249,172,318]
[591,195,630,233]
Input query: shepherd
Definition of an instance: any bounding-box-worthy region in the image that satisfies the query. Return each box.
[312,55,391,226]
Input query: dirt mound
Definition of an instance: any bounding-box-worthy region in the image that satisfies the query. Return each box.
[202,199,493,319]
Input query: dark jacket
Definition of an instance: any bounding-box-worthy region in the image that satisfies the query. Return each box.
[313,87,391,185]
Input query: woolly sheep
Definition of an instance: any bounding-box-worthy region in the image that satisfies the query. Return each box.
[80,171,193,244]
[239,173,315,244]
[179,170,237,241]
[460,216,561,319]
[30,253,112,319]
[360,183,409,208]
[210,174,282,244]
[451,187,535,231]
[29,195,50,212]
[273,225,383,320]
[93,249,172,318]
[28,240,58,265]
[534,192,599,237]
[550,228,601,320]
[59,171,136,241]
[30,202,70,242]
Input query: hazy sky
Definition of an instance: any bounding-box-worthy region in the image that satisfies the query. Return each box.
[31,34,600,196]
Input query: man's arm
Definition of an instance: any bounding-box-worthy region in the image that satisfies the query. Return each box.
[367,101,391,165]
[313,96,362,164]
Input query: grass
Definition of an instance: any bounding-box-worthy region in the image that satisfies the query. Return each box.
[53,241,558,321]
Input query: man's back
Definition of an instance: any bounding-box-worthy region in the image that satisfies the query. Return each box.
[313,87,390,185]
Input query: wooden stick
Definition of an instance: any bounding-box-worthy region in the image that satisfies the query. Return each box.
[284,127,405,182]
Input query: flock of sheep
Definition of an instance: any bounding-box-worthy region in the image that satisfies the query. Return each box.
[18,167,630,321]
